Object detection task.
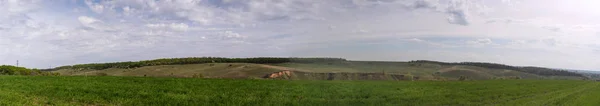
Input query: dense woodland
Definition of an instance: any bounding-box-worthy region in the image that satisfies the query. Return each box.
[409,60,586,77]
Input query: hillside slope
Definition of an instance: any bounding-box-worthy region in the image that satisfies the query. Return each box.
[54,63,286,79]
[273,61,577,80]
[54,60,586,80]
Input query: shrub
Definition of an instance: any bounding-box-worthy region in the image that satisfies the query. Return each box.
[0,65,52,76]
[192,73,204,78]
[405,74,414,81]
[459,76,467,81]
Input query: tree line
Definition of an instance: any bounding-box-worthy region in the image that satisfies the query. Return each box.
[520,67,584,77]
[289,57,347,63]
[409,60,585,77]
[50,57,347,70]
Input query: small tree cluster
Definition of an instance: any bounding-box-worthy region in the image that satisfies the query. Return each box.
[192,73,204,78]
[0,65,58,76]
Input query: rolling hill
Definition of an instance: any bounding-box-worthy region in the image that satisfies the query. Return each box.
[48,57,588,80]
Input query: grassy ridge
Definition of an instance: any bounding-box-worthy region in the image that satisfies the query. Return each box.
[48,57,586,80]
[54,63,283,78]
[275,62,569,80]
[1,76,599,105]
[54,62,585,80]
[50,57,295,70]
[410,60,585,77]
[49,57,346,71]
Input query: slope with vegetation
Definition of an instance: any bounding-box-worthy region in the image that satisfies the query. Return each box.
[49,57,293,70]
[0,65,58,76]
[54,63,284,79]
[409,60,586,78]
[47,57,587,80]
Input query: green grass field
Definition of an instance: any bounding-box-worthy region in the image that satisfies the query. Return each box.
[1,76,599,105]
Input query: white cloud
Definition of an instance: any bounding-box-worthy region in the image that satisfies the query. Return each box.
[146,23,189,31]
[445,0,471,25]
[541,26,561,32]
[79,0,487,27]
[215,31,246,39]
[78,16,100,25]
[3,0,600,71]
[80,0,330,25]
[76,16,117,31]
[486,18,525,24]
[467,38,493,46]
[169,23,189,31]
[407,0,486,26]
[501,0,523,6]
[410,0,440,9]
[84,0,105,14]
[408,38,425,42]
[145,24,167,28]
[1,0,40,15]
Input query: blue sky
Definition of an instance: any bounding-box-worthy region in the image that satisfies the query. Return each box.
[1,0,600,70]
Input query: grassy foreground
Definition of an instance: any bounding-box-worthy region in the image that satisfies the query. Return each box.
[1,76,599,105]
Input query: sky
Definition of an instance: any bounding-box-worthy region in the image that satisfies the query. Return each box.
[1,0,600,70]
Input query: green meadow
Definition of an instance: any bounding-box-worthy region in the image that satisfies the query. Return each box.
[1,76,599,106]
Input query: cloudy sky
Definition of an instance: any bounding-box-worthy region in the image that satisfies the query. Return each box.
[1,0,600,70]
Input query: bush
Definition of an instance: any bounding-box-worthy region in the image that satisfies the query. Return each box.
[0,65,50,76]
[192,73,204,78]
[459,76,467,81]
[405,74,414,81]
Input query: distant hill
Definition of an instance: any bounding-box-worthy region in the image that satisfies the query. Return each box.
[564,69,600,74]
[561,69,600,80]
[48,57,588,80]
